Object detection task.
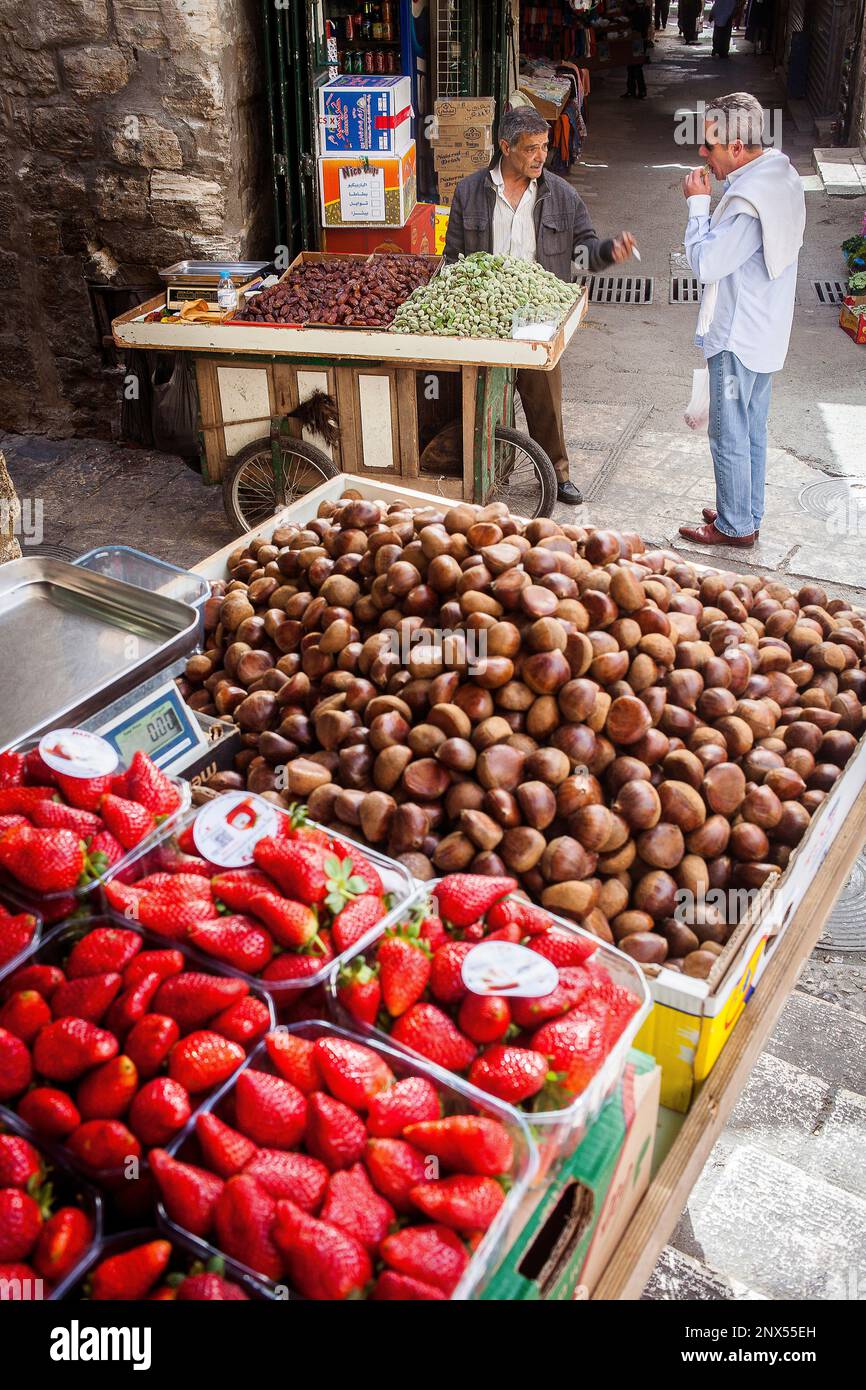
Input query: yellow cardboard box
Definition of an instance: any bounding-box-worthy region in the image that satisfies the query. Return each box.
[434,205,450,255]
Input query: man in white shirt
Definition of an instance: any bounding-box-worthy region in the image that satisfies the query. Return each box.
[678,92,805,548]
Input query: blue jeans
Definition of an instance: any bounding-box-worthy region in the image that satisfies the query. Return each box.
[707,350,772,537]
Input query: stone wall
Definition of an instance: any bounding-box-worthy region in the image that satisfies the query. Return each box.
[0,0,271,437]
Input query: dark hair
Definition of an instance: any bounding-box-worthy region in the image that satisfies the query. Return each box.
[499,107,550,148]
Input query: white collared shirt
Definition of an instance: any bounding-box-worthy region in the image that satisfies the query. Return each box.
[490,162,538,262]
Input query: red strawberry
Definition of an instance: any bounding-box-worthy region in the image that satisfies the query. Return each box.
[0,815,28,836]
[54,771,112,813]
[32,1206,93,1282]
[211,869,274,911]
[214,1174,283,1281]
[529,928,598,969]
[463,922,485,942]
[410,1174,504,1232]
[0,786,58,814]
[366,1075,441,1139]
[85,829,127,877]
[0,751,25,787]
[429,940,475,1005]
[484,923,523,944]
[416,910,447,951]
[76,1055,139,1120]
[169,1030,245,1093]
[0,1026,32,1099]
[245,893,318,951]
[187,915,273,974]
[102,879,145,918]
[468,1045,550,1104]
[0,913,38,970]
[380,1223,468,1296]
[30,802,102,837]
[176,1272,248,1301]
[331,894,385,953]
[105,970,163,1036]
[0,989,52,1044]
[305,1091,367,1171]
[66,1120,142,1174]
[320,1161,395,1253]
[485,897,553,937]
[125,1013,180,1078]
[373,1269,447,1300]
[0,1260,39,1290]
[313,1036,394,1111]
[434,874,518,929]
[149,1148,224,1237]
[33,1017,118,1082]
[458,993,511,1044]
[51,971,122,1024]
[137,884,218,940]
[390,1003,477,1073]
[234,1069,307,1148]
[336,960,381,1026]
[153,973,247,1031]
[195,1112,257,1178]
[22,748,56,785]
[18,1087,80,1140]
[378,932,431,1018]
[330,841,383,897]
[253,837,331,904]
[66,926,142,979]
[277,806,331,846]
[273,1198,370,1299]
[128,1077,191,1147]
[123,948,185,987]
[243,1149,329,1210]
[99,794,156,850]
[90,1238,171,1299]
[0,1135,42,1188]
[531,1010,607,1094]
[265,1031,320,1093]
[510,965,592,1030]
[260,938,333,984]
[403,1115,514,1177]
[0,824,85,893]
[0,962,63,1004]
[364,1137,430,1212]
[0,1187,45,1260]
[211,996,271,1046]
[125,751,181,816]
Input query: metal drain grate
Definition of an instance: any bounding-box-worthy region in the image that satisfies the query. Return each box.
[798,477,866,523]
[819,853,866,952]
[670,275,701,304]
[581,275,654,305]
[811,279,846,305]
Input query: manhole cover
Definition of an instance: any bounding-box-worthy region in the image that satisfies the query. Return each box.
[819,853,866,951]
[670,275,701,304]
[811,279,846,305]
[798,477,866,527]
[581,276,654,305]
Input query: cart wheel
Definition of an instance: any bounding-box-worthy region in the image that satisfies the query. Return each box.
[491,426,558,518]
[222,436,340,535]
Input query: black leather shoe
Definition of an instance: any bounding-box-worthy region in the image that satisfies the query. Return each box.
[557,481,584,505]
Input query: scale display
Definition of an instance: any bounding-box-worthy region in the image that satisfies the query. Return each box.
[96,681,207,771]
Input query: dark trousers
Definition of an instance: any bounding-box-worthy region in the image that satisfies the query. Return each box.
[654,0,670,26]
[626,62,647,96]
[713,20,733,53]
[516,363,568,482]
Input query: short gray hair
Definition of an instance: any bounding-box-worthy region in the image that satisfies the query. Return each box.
[706,92,764,147]
[499,107,550,148]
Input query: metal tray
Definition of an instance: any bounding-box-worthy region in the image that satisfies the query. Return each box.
[0,557,200,752]
[159,260,271,283]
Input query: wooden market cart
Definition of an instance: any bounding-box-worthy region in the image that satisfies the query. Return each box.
[112,286,587,533]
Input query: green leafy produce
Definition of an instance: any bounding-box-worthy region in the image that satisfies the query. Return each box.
[848,270,866,293]
[389,252,580,338]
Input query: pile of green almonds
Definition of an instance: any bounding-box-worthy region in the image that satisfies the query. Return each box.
[390,252,580,338]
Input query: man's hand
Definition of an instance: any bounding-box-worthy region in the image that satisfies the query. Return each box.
[682,167,711,198]
[610,232,637,263]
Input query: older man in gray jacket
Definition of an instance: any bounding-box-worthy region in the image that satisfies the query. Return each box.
[444,107,635,503]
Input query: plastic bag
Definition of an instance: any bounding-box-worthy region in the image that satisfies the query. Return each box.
[684,366,710,431]
[151,353,198,459]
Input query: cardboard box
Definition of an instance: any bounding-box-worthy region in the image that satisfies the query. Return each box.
[318,75,413,156]
[319,143,416,228]
[321,201,436,255]
[839,296,866,344]
[635,729,866,1111]
[482,1052,660,1300]
[434,204,450,256]
[434,96,496,125]
[436,173,464,206]
[433,145,491,173]
[431,122,492,149]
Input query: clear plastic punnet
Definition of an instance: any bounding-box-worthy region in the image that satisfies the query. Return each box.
[159,1019,539,1300]
[326,881,652,1181]
[63,1226,271,1301]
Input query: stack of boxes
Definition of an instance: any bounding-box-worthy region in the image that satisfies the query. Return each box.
[317,75,421,235]
[431,96,496,207]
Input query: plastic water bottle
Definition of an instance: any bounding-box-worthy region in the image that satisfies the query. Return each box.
[217,273,238,315]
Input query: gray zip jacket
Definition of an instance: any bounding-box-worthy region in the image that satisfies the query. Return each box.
[443,165,615,281]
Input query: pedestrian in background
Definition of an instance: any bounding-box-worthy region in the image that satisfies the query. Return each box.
[622,0,652,99]
[654,0,670,29]
[679,0,702,43]
[711,0,738,57]
[678,93,806,549]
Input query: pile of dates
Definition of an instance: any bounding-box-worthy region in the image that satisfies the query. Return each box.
[178,497,866,979]
[236,255,436,327]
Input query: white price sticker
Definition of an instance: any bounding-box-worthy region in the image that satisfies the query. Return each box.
[192,792,279,868]
[461,941,559,999]
[39,729,119,779]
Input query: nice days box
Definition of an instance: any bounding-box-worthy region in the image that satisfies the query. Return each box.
[318,75,413,156]
[319,143,417,228]
[636,729,866,1112]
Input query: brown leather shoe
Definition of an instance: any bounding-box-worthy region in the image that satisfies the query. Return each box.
[678,520,756,548]
[703,507,760,538]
